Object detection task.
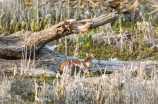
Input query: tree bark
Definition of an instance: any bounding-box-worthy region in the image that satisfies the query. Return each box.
[0,10,132,76]
[1,46,158,77]
[0,11,121,59]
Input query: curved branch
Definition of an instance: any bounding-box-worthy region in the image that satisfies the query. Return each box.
[0,11,128,59]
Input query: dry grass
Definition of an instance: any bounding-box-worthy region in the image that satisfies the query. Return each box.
[0,0,158,104]
[30,62,158,104]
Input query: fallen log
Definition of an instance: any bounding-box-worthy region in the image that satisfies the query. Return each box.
[0,10,139,76]
[1,45,158,78]
[0,11,120,59]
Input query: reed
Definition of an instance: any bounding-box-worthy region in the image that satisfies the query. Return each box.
[0,0,158,103]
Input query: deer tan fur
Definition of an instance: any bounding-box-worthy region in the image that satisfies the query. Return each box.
[60,54,93,74]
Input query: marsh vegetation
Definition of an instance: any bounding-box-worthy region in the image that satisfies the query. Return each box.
[1,0,158,103]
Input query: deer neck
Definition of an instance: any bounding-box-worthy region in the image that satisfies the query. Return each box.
[84,60,92,68]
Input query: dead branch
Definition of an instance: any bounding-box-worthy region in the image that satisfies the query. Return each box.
[0,11,123,59]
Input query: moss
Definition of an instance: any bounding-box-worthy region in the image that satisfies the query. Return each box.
[36,74,56,85]
[79,94,85,101]
[21,91,35,102]
[118,83,124,90]
[132,71,138,77]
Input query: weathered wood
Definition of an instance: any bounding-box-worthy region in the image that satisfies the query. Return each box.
[0,11,122,59]
[1,46,158,77]
[0,10,134,76]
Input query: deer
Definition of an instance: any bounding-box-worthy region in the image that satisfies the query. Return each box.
[60,53,93,75]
